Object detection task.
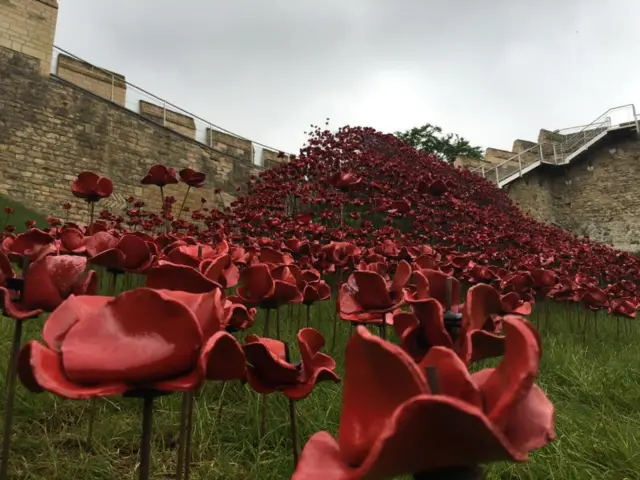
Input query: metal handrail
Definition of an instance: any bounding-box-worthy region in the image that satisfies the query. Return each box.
[469,141,545,185]
[50,45,291,166]
[469,141,542,173]
[561,104,638,145]
[469,104,638,185]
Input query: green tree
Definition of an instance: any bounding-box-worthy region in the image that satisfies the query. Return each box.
[394,123,483,164]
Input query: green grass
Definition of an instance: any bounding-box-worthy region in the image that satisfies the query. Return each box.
[1,294,639,479]
[0,194,49,232]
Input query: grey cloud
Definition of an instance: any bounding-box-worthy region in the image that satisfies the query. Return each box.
[55,0,640,154]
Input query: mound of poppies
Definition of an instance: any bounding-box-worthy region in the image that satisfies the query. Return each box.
[224,125,638,312]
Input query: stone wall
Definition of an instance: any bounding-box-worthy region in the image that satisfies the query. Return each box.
[0,46,262,224]
[0,0,57,75]
[56,54,126,106]
[207,130,253,163]
[262,148,290,169]
[139,101,197,139]
[506,130,640,251]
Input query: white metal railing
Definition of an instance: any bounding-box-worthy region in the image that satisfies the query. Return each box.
[50,46,292,167]
[547,119,610,165]
[469,142,545,187]
[469,104,639,186]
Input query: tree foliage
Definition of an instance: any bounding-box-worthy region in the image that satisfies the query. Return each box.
[394,123,483,164]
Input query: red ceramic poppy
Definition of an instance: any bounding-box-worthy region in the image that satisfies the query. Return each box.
[6,229,58,263]
[500,292,533,315]
[0,253,97,320]
[18,288,246,399]
[179,168,206,188]
[166,242,230,268]
[59,227,87,254]
[223,298,256,332]
[579,286,609,310]
[292,317,554,478]
[71,172,114,203]
[86,232,155,273]
[339,260,411,323]
[236,263,303,309]
[329,171,361,190]
[259,247,295,266]
[609,298,636,318]
[205,255,240,288]
[302,279,331,305]
[394,283,507,365]
[141,164,179,187]
[146,262,222,293]
[322,242,361,269]
[243,328,340,399]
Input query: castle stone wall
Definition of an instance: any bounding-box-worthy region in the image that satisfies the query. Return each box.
[0,0,57,75]
[506,132,640,252]
[56,54,127,107]
[0,47,261,224]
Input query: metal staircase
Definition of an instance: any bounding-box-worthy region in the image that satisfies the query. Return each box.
[470,104,639,188]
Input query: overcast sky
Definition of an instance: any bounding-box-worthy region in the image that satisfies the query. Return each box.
[54,0,640,155]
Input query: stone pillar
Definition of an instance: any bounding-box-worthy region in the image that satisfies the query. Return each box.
[0,0,58,76]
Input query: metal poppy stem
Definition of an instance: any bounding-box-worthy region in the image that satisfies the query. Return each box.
[175,392,190,480]
[284,343,299,467]
[276,307,281,340]
[177,186,191,221]
[85,398,97,451]
[306,304,311,328]
[288,397,299,467]
[263,309,271,337]
[138,395,155,480]
[331,271,343,351]
[0,319,23,480]
[88,201,96,227]
[183,391,194,480]
[159,186,168,234]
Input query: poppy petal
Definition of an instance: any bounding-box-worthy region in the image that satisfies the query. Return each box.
[463,284,503,331]
[43,295,112,352]
[353,271,392,310]
[390,260,411,292]
[412,299,454,349]
[292,431,356,480]
[146,263,221,293]
[338,326,428,467]
[418,346,483,407]
[243,337,298,388]
[240,264,275,302]
[85,232,118,257]
[200,331,247,381]
[61,289,202,385]
[272,280,303,304]
[0,287,43,320]
[117,235,151,271]
[339,284,364,315]
[473,316,540,425]
[422,270,460,310]
[352,395,526,478]
[18,341,127,400]
[500,384,556,452]
[459,329,505,365]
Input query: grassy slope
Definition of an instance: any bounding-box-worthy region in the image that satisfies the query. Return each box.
[1,296,639,479]
[0,195,49,232]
